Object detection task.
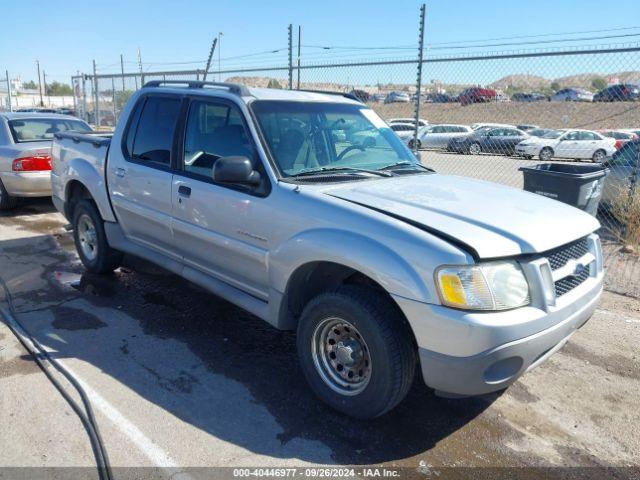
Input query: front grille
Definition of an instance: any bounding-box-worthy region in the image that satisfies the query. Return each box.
[555,265,590,297]
[543,237,591,297]
[546,237,589,271]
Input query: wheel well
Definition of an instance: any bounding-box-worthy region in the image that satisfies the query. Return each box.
[65,181,94,219]
[283,262,400,327]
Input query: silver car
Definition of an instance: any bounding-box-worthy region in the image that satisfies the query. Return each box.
[601,140,639,206]
[51,83,604,418]
[409,124,473,149]
[0,112,91,209]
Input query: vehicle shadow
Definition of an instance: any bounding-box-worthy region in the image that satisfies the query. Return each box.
[0,197,57,218]
[3,234,497,465]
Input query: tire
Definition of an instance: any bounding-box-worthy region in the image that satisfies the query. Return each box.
[539,147,554,161]
[296,286,416,419]
[468,142,481,155]
[72,199,122,274]
[524,155,533,160]
[0,179,17,211]
[592,149,606,163]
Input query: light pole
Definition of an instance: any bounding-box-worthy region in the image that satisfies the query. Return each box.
[36,60,44,106]
[218,32,223,81]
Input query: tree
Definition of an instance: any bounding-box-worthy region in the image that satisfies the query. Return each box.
[45,81,73,96]
[267,78,282,89]
[591,77,607,91]
[23,80,38,90]
[550,81,561,92]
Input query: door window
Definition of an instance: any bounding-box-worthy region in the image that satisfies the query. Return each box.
[130,96,182,166]
[182,100,255,179]
[563,131,580,141]
[579,131,598,141]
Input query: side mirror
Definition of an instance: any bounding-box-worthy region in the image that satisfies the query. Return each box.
[213,156,261,186]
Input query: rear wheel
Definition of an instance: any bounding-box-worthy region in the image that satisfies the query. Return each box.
[72,200,122,274]
[592,149,606,163]
[297,286,416,419]
[468,142,481,155]
[0,179,17,211]
[539,147,554,161]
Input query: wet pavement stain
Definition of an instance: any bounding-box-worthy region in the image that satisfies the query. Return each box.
[508,382,540,404]
[562,341,640,380]
[51,305,107,331]
[0,355,41,379]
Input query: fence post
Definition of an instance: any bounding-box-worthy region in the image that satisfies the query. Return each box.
[71,75,77,114]
[93,60,100,127]
[412,3,426,155]
[288,24,293,90]
[5,70,12,112]
[120,54,126,94]
[297,25,301,89]
[111,77,117,123]
[82,74,88,123]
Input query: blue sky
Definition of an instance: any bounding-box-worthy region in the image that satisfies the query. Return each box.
[1,0,639,85]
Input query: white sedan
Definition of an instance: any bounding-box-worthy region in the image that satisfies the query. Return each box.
[408,124,473,149]
[389,122,417,141]
[515,129,617,162]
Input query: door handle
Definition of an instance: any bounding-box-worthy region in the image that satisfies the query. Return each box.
[178,185,191,197]
[115,167,126,178]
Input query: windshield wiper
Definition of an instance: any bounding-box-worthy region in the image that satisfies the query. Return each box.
[289,166,393,178]
[379,161,435,172]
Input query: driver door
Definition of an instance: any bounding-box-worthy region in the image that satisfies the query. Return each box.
[556,130,580,158]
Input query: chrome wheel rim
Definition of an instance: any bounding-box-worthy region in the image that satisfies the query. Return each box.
[469,143,481,155]
[593,150,604,162]
[541,148,552,161]
[77,214,98,261]
[311,317,371,396]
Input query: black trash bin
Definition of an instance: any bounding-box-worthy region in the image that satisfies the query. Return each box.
[519,163,609,216]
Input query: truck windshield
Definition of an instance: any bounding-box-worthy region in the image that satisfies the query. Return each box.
[250,100,415,177]
[9,118,92,143]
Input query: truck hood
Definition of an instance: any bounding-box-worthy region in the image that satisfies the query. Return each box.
[326,174,599,259]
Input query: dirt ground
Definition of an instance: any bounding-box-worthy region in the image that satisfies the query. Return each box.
[0,200,639,480]
[373,100,640,130]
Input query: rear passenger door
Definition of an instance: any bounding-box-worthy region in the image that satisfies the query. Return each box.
[170,98,271,299]
[107,95,183,257]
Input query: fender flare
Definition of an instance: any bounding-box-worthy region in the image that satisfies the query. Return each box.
[64,158,116,222]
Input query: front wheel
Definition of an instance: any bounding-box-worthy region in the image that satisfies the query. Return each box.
[592,149,606,163]
[72,200,123,274]
[297,286,416,419]
[468,142,481,155]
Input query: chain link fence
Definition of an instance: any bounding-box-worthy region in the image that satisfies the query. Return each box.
[72,44,640,295]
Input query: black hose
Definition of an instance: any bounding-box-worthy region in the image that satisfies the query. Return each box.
[0,276,113,480]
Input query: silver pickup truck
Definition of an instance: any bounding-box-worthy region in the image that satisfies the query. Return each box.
[51,81,604,418]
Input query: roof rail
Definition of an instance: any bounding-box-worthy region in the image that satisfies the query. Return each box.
[142,80,250,96]
[295,89,361,102]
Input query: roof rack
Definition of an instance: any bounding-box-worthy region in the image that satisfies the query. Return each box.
[142,80,250,96]
[295,89,361,102]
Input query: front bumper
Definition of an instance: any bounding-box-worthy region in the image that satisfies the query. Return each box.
[0,171,52,197]
[514,144,540,157]
[393,240,604,396]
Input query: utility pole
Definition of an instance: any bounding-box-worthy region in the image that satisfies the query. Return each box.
[72,73,78,115]
[93,60,100,127]
[82,74,88,122]
[36,60,44,106]
[217,32,223,81]
[137,48,144,86]
[202,37,218,81]
[412,4,426,156]
[6,70,12,112]
[288,24,293,90]
[120,54,126,93]
[43,70,47,102]
[111,76,117,122]
[297,25,301,89]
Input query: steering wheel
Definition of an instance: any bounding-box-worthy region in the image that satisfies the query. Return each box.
[337,144,366,161]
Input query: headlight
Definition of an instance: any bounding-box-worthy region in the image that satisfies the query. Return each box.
[435,261,530,311]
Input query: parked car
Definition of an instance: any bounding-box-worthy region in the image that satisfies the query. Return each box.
[512,92,547,102]
[621,128,640,137]
[389,122,417,140]
[349,89,370,103]
[527,128,557,138]
[447,126,529,155]
[598,130,638,150]
[51,81,604,419]
[55,108,77,117]
[425,93,453,103]
[458,87,497,106]
[387,117,428,128]
[515,129,616,162]
[408,124,473,150]
[384,91,411,103]
[550,88,594,102]
[370,93,386,103]
[516,124,539,132]
[0,112,92,209]
[601,140,639,206]
[593,84,640,102]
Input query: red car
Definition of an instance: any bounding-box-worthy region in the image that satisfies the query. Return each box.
[598,130,638,150]
[458,87,498,106]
